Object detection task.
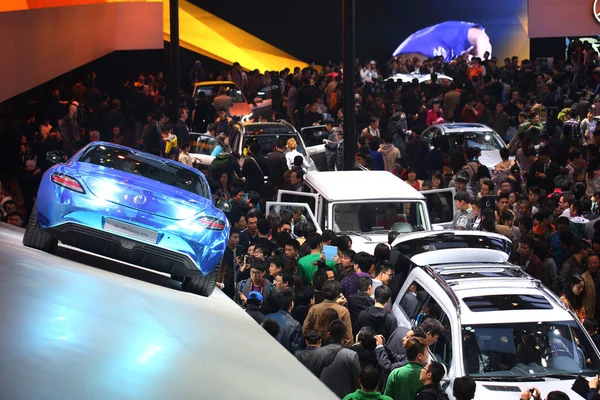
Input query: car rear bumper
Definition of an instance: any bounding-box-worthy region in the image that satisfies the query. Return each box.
[36,175,228,276]
[47,222,208,277]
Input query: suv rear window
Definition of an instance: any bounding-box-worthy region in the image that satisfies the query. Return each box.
[462,294,553,312]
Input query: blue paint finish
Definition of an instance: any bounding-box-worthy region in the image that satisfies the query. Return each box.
[36,142,229,276]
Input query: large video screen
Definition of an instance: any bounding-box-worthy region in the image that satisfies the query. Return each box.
[384,0,528,64]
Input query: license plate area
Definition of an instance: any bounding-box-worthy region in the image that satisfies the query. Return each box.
[104,218,159,244]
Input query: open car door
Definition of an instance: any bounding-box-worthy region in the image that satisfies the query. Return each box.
[265,201,322,234]
[276,190,321,225]
[421,187,456,230]
[189,133,225,167]
[300,125,327,171]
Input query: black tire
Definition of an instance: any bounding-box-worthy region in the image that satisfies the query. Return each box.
[22,206,58,253]
[182,268,218,297]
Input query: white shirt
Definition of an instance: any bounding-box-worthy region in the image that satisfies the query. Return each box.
[285,150,310,172]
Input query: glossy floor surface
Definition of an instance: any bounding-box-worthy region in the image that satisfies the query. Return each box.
[0,223,337,400]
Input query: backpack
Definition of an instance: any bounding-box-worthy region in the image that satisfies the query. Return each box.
[210,153,231,177]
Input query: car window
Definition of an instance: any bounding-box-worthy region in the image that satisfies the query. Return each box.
[423,297,453,369]
[190,134,222,156]
[394,233,511,258]
[421,190,454,225]
[430,130,504,151]
[243,133,305,157]
[397,281,453,368]
[332,201,427,234]
[79,145,210,198]
[462,321,600,377]
[195,84,245,103]
[425,127,438,142]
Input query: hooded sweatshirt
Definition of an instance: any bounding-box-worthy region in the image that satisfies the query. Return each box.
[379,144,401,172]
[357,306,397,340]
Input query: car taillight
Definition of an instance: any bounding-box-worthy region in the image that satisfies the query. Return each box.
[51,173,85,193]
[197,216,225,230]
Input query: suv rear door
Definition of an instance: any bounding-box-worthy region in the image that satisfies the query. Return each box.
[189,133,224,166]
[265,201,322,234]
[300,125,328,171]
[421,187,456,230]
[276,190,321,224]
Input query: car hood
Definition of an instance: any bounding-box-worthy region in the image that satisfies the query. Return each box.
[72,162,209,220]
[471,379,581,400]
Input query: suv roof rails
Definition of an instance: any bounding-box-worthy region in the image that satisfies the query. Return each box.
[421,264,462,314]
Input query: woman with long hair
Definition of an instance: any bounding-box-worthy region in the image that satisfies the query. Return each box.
[560,274,586,322]
[285,138,310,171]
[431,171,445,189]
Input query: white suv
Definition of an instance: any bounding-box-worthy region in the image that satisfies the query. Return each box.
[392,238,600,399]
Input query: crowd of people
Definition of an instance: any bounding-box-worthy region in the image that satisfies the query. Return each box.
[6,38,600,399]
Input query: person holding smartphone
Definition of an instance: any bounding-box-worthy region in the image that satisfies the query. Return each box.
[519,387,571,400]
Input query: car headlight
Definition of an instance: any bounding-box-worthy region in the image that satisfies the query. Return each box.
[51,173,85,194]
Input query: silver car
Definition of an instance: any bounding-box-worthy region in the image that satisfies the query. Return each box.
[421,123,507,171]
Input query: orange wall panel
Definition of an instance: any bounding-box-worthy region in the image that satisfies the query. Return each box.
[0,0,161,12]
[0,2,162,102]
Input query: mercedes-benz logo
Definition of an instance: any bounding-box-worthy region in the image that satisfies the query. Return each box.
[133,193,147,205]
[595,0,600,24]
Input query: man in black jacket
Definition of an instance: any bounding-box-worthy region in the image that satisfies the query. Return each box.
[174,107,190,148]
[242,142,269,193]
[357,285,397,340]
[267,138,288,188]
[295,330,321,369]
[415,360,449,400]
[527,146,560,196]
[348,276,375,335]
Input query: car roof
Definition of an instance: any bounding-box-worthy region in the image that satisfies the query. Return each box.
[242,122,295,131]
[429,123,494,132]
[408,249,570,323]
[305,171,424,202]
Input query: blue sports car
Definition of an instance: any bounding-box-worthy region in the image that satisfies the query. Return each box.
[23,142,230,297]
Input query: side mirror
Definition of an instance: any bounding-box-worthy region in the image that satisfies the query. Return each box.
[46,150,65,164]
[214,198,231,213]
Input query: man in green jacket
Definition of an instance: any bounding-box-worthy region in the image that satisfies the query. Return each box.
[384,337,429,400]
[344,365,393,400]
[298,232,336,284]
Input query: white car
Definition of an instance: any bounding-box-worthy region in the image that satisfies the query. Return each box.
[384,72,454,84]
[392,235,600,400]
[421,123,508,172]
[268,171,436,254]
[189,121,325,173]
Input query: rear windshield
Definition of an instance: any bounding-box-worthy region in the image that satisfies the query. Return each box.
[463,294,553,312]
[79,145,210,198]
[394,233,510,258]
